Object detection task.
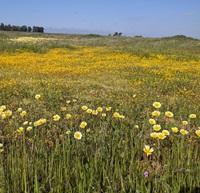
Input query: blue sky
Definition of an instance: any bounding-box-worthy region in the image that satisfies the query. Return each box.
[0,0,199,38]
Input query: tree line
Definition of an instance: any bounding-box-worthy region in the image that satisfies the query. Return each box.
[0,23,44,33]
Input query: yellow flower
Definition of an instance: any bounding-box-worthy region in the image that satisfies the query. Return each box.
[53,114,60,121]
[61,107,67,111]
[86,128,90,133]
[27,127,32,131]
[102,113,106,117]
[153,102,161,109]
[0,105,6,110]
[17,108,22,112]
[35,94,41,99]
[23,121,29,125]
[171,127,179,133]
[0,149,4,153]
[150,132,158,138]
[165,111,174,118]
[157,132,166,139]
[1,113,6,119]
[82,106,88,111]
[106,107,112,111]
[73,99,77,103]
[66,114,72,119]
[74,131,82,140]
[134,125,139,129]
[143,145,154,156]
[182,121,188,125]
[152,110,161,117]
[66,100,71,104]
[0,143,3,148]
[119,115,125,119]
[97,107,103,112]
[92,110,98,115]
[66,130,71,135]
[113,112,120,118]
[153,124,161,131]
[189,114,196,119]
[180,129,188,135]
[20,111,27,116]
[149,119,156,125]
[17,127,24,133]
[162,130,170,136]
[86,109,92,113]
[34,121,39,127]
[5,110,12,116]
[195,130,200,137]
[80,121,87,129]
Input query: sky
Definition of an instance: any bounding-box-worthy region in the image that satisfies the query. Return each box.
[0,0,200,39]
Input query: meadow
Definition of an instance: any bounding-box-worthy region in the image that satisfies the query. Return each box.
[0,31,200,192]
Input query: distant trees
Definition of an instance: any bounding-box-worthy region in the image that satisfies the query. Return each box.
[113,32,122,36]
[0,22,44,33]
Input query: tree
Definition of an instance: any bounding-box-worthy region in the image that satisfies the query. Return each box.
[27,26,32,32]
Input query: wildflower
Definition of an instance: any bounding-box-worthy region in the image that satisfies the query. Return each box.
[20,111,27,117]
[119,115,125,119]
[86,109,92,113]
[195,130,200,137]
[27,127,32,131]
[0,149,4,153]
[0,105,6,110]
[113,112,120,118]
[73,99,77,103]
[153,102,161,108]
[0,143,3,148]
[149,119,156,125]
[106,107,112,111]
[182,121,188,125]
[29,122,32,125]
[180,129,188,135]
[66,130,71,135]
[66,100,71,104]
[5,110,12,116]
[143,145,154,156]
[157,132,166,139]
[101,113,106,117]
[23,121,29,125]
[134,125,139,129]
[171,127,179,133]
[80,121,87,129]
[86,128,90,133]
[34,121,39,127]
[82,106,88,111]
[153,124,161,131]
[61,107,67,111]
[92,110,98,115]
[150,132,158,138]
[74,131,82,140]
[162,130,170,136]
[35,94,41,99]
[66,114,72,119]
[97,107,103,112]
[152,110,161,117]
[53,114,60,121]
[1,113,6,119]
[144,171,149,177]
[189,114,196,119]
[17,127,24,133]
[17,108,22,112]
[165,111,174,118]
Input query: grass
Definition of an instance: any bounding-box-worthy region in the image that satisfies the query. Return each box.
[0,31,200,192]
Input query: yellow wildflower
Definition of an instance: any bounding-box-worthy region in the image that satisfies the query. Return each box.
[61,107,67,111]
[153,102,161,109]
[106,107,112,111]
[97,107,103,112]
[82,106,88,111]
[165,111,174,118]
[17,127,24,133]
[149,119,156,125]
[113,112,120,118]
[189,114,196,119]
[134,125,139,129]
[80,121,87,129]
[180,129,188,135]
[195,130,200,137]
[74,131,82,140]
[143,145,154,156]
[20,111,27,117]
[23,121,29,125]
[0,105,6,110]
[102,113,106,117]
[152,110,161,117]
[86,109,92,113]
[182,121,188,125]
[162,130,170,136]
[157,132,166,139]
[35,94,41,99]
[153,124,161,131]
[17,108,22,112]
[53,114,60,121]
[66,130,71,135]
[150,132,158,138]
[1,113,6,119]
[171,127,179,133]
[5,110,12,116]
[66,114,72,119]
[27,127,33,131]
[92,110,98,115]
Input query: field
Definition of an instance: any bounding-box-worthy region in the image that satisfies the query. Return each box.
[0,31,200,193]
